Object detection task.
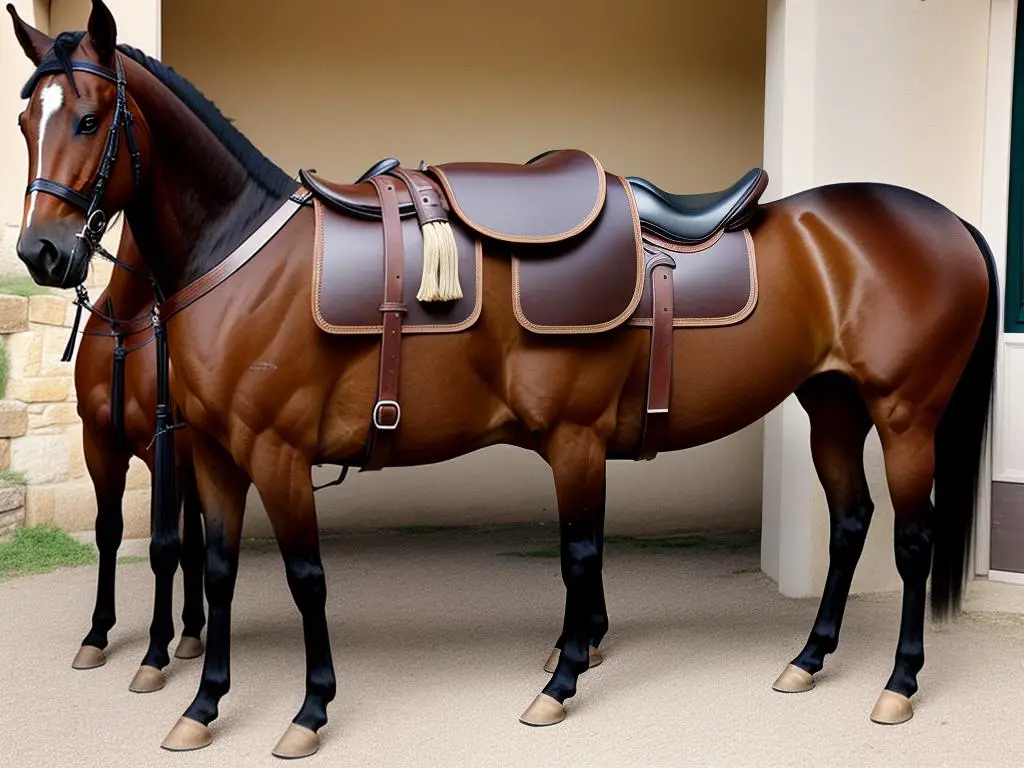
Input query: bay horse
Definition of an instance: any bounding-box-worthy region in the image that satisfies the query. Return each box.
[8,1,997,759]
[71,221,206,690]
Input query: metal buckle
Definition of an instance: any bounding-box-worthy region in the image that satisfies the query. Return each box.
[372,400,401,430]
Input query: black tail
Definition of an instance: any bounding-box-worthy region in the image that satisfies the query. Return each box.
[930,219,999,619]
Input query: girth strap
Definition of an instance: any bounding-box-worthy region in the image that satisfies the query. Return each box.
[362,176,407,472]
[638,252,676,460]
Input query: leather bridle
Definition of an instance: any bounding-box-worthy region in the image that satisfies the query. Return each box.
[23,54,146,290]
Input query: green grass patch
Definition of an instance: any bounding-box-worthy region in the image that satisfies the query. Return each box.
[0,525,97,580]
[0,337,8,401]
[0,277,48,297]
[0,469,27,486]
[117,555,147,565]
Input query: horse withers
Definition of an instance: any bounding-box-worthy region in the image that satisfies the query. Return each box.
[8,1,997,758]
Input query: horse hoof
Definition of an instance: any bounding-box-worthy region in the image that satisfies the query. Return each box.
[519,694,567,727]
[772,663,814,693]
[174,636,204,660]
[542,645,604,674]
[71,645,106,670]
[271,723,320,759]
[129,665,166,693]
[161,717,212,751]
[870,690,914,725]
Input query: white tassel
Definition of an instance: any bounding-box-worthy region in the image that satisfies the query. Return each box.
[417,221,462,302]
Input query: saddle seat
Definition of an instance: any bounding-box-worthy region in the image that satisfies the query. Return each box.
[628,168,768,244]
[301,149,608,244]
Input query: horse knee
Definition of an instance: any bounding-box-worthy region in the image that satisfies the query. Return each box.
[285,557,327,611]
[562,539,599,585]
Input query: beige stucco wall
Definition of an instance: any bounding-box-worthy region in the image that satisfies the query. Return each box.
[0,0,769,538]
[761,0,994,596]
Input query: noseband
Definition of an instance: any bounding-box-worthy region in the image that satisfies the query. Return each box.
[24,55,143,270]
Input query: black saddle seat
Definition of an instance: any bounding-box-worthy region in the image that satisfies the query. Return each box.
[628,168,768,244]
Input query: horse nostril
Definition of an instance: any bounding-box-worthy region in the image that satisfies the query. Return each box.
[37,238,59,268]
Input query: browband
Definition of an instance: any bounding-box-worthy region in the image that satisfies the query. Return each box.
[21,58,118,99]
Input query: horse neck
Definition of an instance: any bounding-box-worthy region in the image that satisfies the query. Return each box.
[120,57,289,299]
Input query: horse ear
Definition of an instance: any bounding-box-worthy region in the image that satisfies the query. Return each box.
[87,0,117,65]
[6,4,53,66]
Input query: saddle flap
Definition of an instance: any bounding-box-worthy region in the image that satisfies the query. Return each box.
[512,175,644,333]
[312,200,481,334]
[628,229,757,328]
[429,149,607,244]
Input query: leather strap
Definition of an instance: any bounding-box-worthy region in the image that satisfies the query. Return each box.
[159,197,303,322]
[26,178,92,211]
[638,252,676,460]
[362,176,407,471]
[387,168,449,225]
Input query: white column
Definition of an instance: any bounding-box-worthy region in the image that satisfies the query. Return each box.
[760,0,993,597]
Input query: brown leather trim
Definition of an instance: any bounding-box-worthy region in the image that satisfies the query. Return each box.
[510,176,644,334]
[628,229,758,328]
[641,228,724,253]
[160,197,304,322]
[310,200,483,335]
[429,151,608,244]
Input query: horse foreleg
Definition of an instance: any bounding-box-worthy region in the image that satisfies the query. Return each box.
[161,433,249,753]
[542,481,607,673]
[521,425,607,726]
[773,375,874,693]
[174,458,206,660]
[73,426,130,670]
[259,447,336,759]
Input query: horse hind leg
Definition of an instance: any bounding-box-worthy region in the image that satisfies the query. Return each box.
[521,425,607,726]
[773,374,874,693]
[864,410,939,725]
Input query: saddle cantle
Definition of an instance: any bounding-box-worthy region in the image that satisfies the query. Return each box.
[628,168,768,244]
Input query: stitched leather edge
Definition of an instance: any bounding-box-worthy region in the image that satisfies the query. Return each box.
[311,199,483,335]
[511,175,645,334]
[428,150,608,244]
[642,228,724,253]
[627,229,759,328]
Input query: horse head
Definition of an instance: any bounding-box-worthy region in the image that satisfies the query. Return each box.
[8,0,147,288]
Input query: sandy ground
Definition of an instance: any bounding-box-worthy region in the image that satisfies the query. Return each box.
[1,525,1023,768]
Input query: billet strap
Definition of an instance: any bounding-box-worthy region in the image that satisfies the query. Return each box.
[159,196,303,322]
[637,253,676,460]
[387,167,449,225]
[362,176,408,472]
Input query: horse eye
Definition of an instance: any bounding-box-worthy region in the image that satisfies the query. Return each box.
[76,114,98,135]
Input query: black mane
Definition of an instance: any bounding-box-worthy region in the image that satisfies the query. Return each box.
[116,44,296,198]
[23,32,296,198]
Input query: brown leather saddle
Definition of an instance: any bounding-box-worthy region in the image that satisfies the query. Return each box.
[298,149,767,467]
